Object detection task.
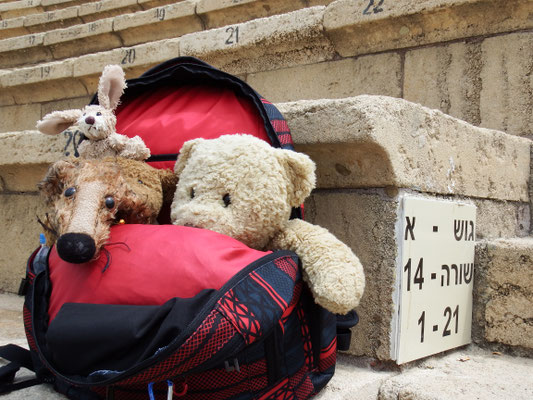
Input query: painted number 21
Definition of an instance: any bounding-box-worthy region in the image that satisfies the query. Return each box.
[225,26,239,45]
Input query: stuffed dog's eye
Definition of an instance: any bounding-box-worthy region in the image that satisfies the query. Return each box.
[223,193,231,207]
[105,196,115,209]
[64,187,76,197]
[96,112,102,116]
[190,188,195,199]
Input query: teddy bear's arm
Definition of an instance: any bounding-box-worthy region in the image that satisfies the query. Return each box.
[269,219,365,315]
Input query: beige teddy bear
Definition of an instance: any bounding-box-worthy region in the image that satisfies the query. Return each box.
[170,134,365,315]
[36,65,150,161]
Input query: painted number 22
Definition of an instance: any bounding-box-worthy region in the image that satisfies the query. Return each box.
[363,0,384,15]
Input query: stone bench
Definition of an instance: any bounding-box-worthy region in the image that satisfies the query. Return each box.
[2,0,532,138]
[0,0,92,19]
[0,0,326,68]
[0,0,144,40]
[0,6,334,133]
[0,95,530,360]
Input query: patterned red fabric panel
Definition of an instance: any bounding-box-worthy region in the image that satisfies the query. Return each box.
[217,289,262,346]
[273,257,298,282]
[23,305,37,352]
[296,305,314,371]
[319,337,337,372]
[121,310,236,385]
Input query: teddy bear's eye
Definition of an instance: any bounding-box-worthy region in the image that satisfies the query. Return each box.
[64,187,76,198]
[190,188,195,199]
[104,196,115,209]
[96,112,102,116]
[223,193,231,207]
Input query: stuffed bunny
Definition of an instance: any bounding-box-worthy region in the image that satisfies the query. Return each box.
[36,65,150,161]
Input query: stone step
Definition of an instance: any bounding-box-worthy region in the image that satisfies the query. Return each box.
[1,291,532,399]
[1,0,532,138]
[0,96,530,363]
[0,0,94,20]
[0,6,334,132]
[0,1,197,41]
[0,0,326,68]
[0,0,143,40]
[0,0,199,68]
[473,237,533,356]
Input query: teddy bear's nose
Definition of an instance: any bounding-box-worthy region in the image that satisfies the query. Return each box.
[85,116,95,125]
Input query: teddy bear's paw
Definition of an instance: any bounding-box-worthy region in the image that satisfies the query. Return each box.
[305,265,363,315]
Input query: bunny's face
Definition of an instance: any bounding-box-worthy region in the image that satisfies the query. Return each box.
[76,105,117,141]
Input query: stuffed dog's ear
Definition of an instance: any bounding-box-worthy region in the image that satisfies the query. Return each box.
[36,110,83,135]
[174,138,204,177]
[275,149,316,208]
[158,168,179,204]
[38,159,78,204]
[98,65,127,111]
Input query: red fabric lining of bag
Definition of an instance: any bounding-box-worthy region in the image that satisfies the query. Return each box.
[115,85,270,170]
[48,224,270,322]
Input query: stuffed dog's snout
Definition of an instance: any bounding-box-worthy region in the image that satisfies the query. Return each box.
[56,232,96,264]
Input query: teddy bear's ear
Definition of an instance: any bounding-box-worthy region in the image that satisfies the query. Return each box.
[174,138,204,176]
[36,109,83,135]
[276,149,316,207]
[38,159,78,203]
[98,65,127,111]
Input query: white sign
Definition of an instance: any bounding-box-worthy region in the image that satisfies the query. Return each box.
[393,195,476,364]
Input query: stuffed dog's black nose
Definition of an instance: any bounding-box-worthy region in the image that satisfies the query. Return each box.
[56,233,96,264]
[85,116,95,125]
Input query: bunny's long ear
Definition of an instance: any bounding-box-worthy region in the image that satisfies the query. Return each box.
[98,65,127,111]
[36,109,83,135]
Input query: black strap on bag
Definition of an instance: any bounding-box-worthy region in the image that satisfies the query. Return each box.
[336,311,359,351]
[0,344,42,394]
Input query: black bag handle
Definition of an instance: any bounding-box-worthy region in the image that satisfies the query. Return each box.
[0,344,41,394]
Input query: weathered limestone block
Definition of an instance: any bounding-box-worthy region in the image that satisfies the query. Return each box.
[277,96,530,201]
[247,55,402,103]
[197,0,307,30]
[24,6,80,32]
[79,0,141,23]
[480,33,533,138]
[324,0,533,58]
[180,7,336,75]
[0,16,27,40]
[474,238,533,354]
[377,347,533,400]
[72,38,180,77]
[0,104,42,132]
[305,189,399,359]
[404,32,533,138]
[276,96,530,359]
[78,0,137,18]
[0,194,50,294]
[0,0,44,19]
[115,1,201,46]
